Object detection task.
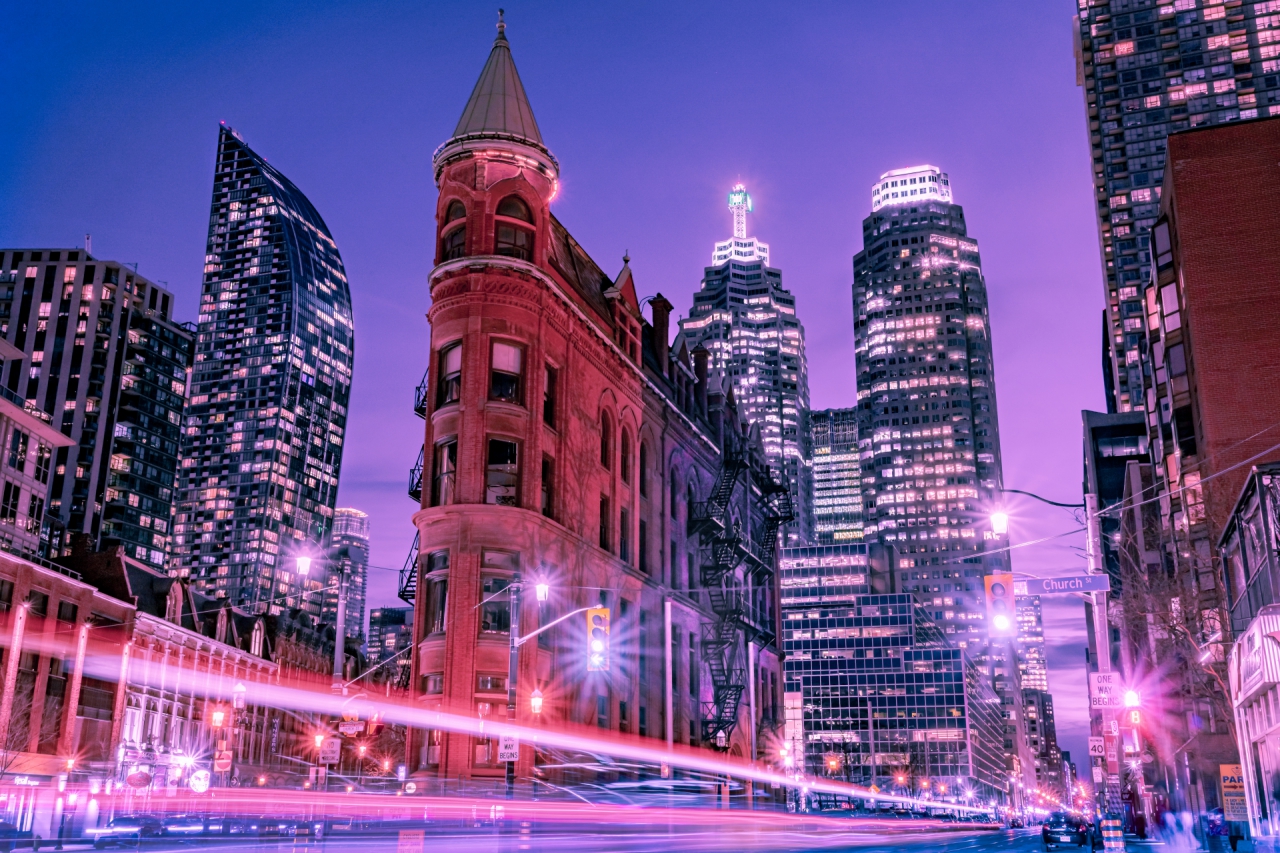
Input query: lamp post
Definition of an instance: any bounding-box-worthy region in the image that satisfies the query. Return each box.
[357,745,367,789]
[231,683,246,787]
[297,549,350,695]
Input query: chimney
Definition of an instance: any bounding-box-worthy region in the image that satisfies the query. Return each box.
[692,345,709,417]
[649,293,673,372]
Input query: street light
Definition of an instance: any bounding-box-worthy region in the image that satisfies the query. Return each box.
[1123,689,1141,708]
[535,582,549,603]
[990,511,1010,536]
[296,556,312,575]
[530,689,543,715]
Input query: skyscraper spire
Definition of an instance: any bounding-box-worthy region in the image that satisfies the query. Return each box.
[728,182,752,239]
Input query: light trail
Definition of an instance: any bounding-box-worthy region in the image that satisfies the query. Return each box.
[15,627,1002,816]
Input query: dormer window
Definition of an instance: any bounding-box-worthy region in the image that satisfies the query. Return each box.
[495,195,534,261]
[441,201,467,261]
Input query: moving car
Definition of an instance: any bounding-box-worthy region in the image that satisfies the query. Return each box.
[92,816,163,848]
[1043,813,1087,849]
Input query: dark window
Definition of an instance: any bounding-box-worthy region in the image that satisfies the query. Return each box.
[496,196,532,222]
[670,473,678,519]
[541,456,554,519]
[0,482,20,522]
[495,224,532,260]
[620,507,631,563]
[485,439,519,506]
[476,674,507,692]
[543,365,557,427]
[34,443,50,484]
[619,700,629,734]
[8,428,27,472]
[444,200,466,224]
[436,343,462,407]
[57,600,77,623]
[0,578,13,611]
[597,695,608,728]
[620,430,632,484]
[423,673,444,694]
[639,519,649,574]
[601,415,612,469]
[639,444,648,498]
[27,590,48,617]
[489,342,523,404]
[670,541,679,588]
[441,225,466,261]
[431,440,457,506]
[599,495,611,551]
[480,576,511,632]
[426,577,448,635]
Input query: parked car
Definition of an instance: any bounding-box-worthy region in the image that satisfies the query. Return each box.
[93,816,163,848]
[161,815,206,837]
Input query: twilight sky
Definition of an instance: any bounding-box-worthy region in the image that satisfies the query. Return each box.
[0,0,1106,764]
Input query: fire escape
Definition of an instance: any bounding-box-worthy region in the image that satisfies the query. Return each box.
[689,440,793,748]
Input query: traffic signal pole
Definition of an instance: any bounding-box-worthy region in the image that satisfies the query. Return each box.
[1085,492,1123,822]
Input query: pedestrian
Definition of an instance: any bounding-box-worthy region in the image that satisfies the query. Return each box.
[1136,812,1147,840]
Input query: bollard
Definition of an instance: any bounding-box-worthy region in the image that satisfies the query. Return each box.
[1103,817,1125,853]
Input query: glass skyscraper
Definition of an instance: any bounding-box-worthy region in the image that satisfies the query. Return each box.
[810,407,862,544]
[852,165,1009,649]
[780,543,1008,804]
[679,184,812,543]
[174,125,355,615]
[1074,1,1279,412]
[328,507,369,640]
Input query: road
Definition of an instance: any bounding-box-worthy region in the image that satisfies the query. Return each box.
[81,826,1049,853]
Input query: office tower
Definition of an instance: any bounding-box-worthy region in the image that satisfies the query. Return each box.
[810,407,862,545]
[779,543,1008,803]
[0,250,193,568]
[1016,594,1048,692]
[409,16,787,783]
[1073,2,1278,413]
[174,125,355,614]
[852,165,1010,645]
[679,185,812,544]
[368,605,413,666]
[1023,688,1064,798]
[329,507,369,640]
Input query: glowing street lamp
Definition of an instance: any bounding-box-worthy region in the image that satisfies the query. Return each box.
[990,511,1010,536]
[1123,689,1141,708]
[210,707,226,728]
[535,582,550,603]
[530,689,544,715]
[296,555,312,575]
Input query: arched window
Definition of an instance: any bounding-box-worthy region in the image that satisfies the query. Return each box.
[496,196,532,222]
[639,443,649,497]
[687,483,696,530]
[441,221,466,261]
[600,414,612,470]
[670,471,678,519]
[620,430,632,484]
[445,200,466,223]
[495,195,534,260]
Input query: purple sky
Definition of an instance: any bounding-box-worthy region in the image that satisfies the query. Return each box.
[1,0,1105,764]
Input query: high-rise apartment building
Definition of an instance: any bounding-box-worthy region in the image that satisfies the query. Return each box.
[851,165,1010,646]
[1016,594,1049,692]
[329,507,369,640]
[368,605,413,666]
[0,250,192,568]
[174,126,355,615]
[679,185,812,544]
[1073,1,1280,412]
[810,407,862,544]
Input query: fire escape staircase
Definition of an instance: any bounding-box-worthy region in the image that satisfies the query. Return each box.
[397,531,420,605]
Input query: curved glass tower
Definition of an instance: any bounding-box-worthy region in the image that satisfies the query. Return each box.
[175,124,355,614]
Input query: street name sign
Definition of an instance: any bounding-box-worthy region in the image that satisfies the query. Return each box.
[1014,575,1111,596]
[338,720,366,735]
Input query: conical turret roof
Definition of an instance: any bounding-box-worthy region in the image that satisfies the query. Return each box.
[452,12,544,147]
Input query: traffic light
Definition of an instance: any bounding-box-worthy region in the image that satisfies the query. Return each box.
[1127,709,1142,727]
[984,572,1016,636]
[586,607,610,671]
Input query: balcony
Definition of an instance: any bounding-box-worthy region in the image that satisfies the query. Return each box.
[398,530,420,605]
[408,447,424,502]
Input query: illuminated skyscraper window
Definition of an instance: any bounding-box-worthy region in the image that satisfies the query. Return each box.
[679,185,812,543]
[810,408,862,544]
[174,125,355,614]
